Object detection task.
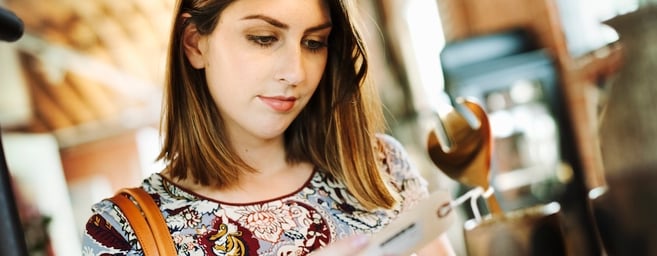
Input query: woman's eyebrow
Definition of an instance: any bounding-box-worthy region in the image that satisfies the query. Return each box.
[306,22,332,33]
[242,14,288,28]
[241,14,332,32]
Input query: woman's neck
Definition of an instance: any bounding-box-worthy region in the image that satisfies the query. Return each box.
[231,134,288,172]
[165,135,314,203]
[169,161,315,204]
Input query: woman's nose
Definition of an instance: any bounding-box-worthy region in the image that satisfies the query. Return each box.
[275,45,306,86]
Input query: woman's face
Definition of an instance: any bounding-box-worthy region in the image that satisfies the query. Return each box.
[185,0,331,143]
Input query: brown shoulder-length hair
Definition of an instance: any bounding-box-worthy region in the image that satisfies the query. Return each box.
[158,0,396,210]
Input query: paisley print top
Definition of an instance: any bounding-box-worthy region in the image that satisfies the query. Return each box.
[81,134,429,255]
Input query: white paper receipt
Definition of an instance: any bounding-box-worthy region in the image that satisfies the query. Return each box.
[358,190,456,256]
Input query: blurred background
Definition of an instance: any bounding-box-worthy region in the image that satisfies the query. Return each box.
[1,0,655,255]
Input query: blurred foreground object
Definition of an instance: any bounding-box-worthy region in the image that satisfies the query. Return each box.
[0,5,30,256]
[0,5,31,128]
[0,6,23,42]
[0,133,29,256]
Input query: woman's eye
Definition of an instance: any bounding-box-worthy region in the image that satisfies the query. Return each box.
[304,39,327,51]
[247,35,278,47]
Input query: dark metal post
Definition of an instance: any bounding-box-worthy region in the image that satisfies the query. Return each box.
[0,132,29,256]
[0,5,28,255]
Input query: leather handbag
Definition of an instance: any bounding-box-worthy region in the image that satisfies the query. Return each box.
[109,187,177,255]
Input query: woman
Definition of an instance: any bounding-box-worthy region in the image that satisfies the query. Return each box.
[82,0,454,255]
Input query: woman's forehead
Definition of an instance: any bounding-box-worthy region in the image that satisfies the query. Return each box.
[219,0,332,25]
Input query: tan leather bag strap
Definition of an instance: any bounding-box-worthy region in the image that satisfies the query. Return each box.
[109,187,177,255]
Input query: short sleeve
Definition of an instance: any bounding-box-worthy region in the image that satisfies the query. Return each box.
[375,133,430,212]
[81,199,140,255]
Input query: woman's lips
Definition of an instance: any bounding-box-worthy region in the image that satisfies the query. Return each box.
[259,96,296,112]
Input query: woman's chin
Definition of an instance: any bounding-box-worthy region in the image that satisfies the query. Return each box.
[252,126,291,140]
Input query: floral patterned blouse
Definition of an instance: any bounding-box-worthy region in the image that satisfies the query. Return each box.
[81,134,429,255]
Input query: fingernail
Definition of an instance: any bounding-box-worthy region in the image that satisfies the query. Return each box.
[351,234,370,248]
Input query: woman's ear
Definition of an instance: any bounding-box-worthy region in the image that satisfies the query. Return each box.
[182,15,206,69]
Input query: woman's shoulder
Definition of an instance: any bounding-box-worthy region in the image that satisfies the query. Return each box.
[86,173,184,233]
[374,133,419,179]
[83,173,200,254]
[375,133,410,166]
[87,173,170,228]
[374,133,429,210]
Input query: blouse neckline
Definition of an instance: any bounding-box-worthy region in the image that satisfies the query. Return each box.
[155,167,319,206]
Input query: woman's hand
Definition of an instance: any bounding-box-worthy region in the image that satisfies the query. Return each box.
[310,234,370,256]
